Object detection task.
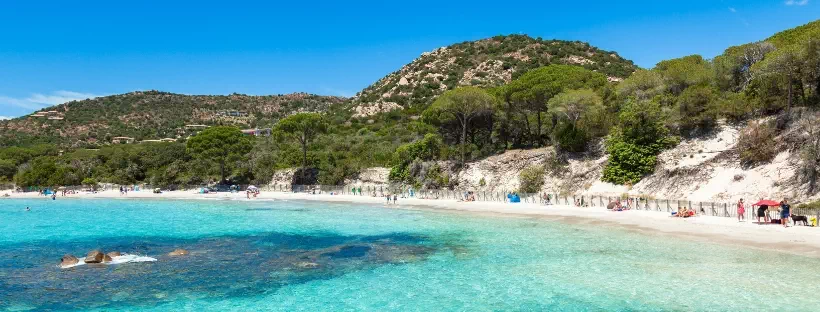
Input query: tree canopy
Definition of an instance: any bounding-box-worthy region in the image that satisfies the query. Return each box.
[274,113,329,183]
[186,126,252,183]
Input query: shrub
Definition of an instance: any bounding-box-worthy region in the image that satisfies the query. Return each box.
[519,165,546,193]
[601,140,659,185]
[737,121,777,166]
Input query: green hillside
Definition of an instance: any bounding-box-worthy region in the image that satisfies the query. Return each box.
[0,91,346,147]
[350,35,637,117]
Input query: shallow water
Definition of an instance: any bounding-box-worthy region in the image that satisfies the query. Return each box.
[1,198,819,311]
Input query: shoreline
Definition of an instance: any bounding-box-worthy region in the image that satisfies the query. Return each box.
[4,189,820,258]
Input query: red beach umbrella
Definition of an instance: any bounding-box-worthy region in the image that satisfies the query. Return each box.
[751,200,780,207]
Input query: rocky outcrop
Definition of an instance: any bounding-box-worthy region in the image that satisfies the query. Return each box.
[84,250,104,264]
[60,254,79,268]
[344,167,390,187]
[106,251,121,257]
[168,249,189,256]
[103,254,113,263]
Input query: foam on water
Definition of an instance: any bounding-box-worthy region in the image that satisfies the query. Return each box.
[59,254,158,269]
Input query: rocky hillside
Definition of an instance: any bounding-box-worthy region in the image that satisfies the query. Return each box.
[328,110,820,204]
[0,91,346,147]
[350,35,637,117]
[455,112,820,203]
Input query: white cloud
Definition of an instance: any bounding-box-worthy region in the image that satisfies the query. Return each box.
[728,7,737,13]
[785,0,809,6]
[0,116,11,120]
[0,90,101,111]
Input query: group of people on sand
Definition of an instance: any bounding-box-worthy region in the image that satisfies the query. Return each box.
[674,206,696,218]
[119,186,129,195]
[609,201,630,212]
[385,193,397,205]
[246,188,260,199]
[737,198,792,228]
[460,191,476,202]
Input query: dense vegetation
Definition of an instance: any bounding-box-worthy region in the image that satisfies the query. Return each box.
[0,91,345,147]
[351,34,637,116]
[2,21,820,191]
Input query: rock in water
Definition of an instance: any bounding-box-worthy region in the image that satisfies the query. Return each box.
[106,251,122,257]
[103,254,113,263]
[168,249,189,256]
[60,254,79,268]
[85,250,105,263]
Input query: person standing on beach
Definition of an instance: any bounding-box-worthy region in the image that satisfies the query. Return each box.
[737,199,745,222]
[393,194,397,204]
[780,199,791,228]
[757,204,769,224]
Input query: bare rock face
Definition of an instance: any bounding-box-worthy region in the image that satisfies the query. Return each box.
[106,251,122,257]
[84,250,105,264]
[168,249,189,256]
[60,254,79,268]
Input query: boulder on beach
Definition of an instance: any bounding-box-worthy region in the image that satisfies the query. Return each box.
[168,249,189,256]
[106,251,122,258]
[85,250,105,263]
[60,254,79,268]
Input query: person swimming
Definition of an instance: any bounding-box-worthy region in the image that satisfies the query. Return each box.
[26,207,30,212]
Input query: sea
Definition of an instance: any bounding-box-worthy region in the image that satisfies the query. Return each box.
[1,197,818,311]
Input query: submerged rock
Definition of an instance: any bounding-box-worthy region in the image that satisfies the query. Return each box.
[106,251,122,257]
[168,249,189,256]
[60,254,79,268]
[85,250,104,264]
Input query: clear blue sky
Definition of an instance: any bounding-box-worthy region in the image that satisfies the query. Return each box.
[1,0,818,118]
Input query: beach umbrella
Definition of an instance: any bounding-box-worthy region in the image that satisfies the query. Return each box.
[751,199,780,207]
[248,185,258,190]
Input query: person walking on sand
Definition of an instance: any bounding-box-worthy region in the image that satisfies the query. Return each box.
[393,194,397,205]
[780,199,791,228]
[737,198,745,222]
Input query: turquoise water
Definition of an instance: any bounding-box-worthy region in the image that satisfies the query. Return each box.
[1,198,819,311]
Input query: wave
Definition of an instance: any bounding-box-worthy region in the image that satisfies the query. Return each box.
[60,253,157,269]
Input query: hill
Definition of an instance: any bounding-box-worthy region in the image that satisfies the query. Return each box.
[350,35,637,117]
[0,91,346,147]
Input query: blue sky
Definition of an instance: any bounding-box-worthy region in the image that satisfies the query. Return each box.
[0,0,818,118]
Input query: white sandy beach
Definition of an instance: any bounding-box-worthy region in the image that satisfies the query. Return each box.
[4,189,820,258]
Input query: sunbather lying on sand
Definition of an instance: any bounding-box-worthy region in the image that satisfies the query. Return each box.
[674,207,696,218]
